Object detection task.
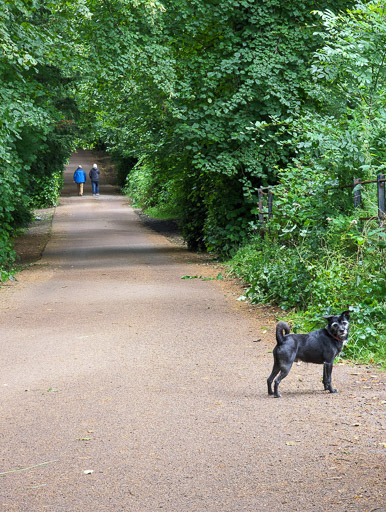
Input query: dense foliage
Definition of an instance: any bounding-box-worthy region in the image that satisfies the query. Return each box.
[79,0,355,250]
[228,2,386,364]
[0,0,384,362]
[0,0,79,276]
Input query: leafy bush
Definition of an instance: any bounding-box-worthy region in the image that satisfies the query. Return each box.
[0,164,27,274]
[124,160,159,208]
[227,2,386,365]
[0,233,16,280]
[29,171,64,208]
[124,158,181,221]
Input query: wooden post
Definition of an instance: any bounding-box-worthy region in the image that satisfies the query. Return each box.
[258,189,264,224]
[378,174,385,222]
[353,178,362,207]
[268,189,273,218]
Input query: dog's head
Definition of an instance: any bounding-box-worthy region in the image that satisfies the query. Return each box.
[324,310,350,342]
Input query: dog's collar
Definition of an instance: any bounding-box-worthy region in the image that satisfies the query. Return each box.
[331,333,345,343]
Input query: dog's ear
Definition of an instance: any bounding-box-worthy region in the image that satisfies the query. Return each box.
[323,315,334,321]
[341,310,350,321]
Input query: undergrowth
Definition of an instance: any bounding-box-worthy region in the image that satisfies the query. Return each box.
[228,216,385,366]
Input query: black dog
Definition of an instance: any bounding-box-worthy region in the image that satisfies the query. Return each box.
[267,311,350,398]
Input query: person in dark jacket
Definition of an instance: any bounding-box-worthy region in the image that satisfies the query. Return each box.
[89,163,100,196]
[73,165,87,196]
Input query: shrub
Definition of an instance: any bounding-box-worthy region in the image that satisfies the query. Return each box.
[29,171,64,208]
[124,158,180,220]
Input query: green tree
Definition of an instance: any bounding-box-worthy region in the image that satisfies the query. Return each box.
[78,0,352,252]
[0,0,81,274]
[300,0,386,183]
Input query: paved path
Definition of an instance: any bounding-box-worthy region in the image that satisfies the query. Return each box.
[0,151,384,511]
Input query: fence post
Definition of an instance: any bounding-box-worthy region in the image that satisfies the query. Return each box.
[378,174,385,222]
[268,189,273,218]
[258,189,265,224]
[353,178,362,207]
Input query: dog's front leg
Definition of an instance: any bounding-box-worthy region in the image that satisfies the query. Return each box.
[322,363,329,390]
[323,362,337,393]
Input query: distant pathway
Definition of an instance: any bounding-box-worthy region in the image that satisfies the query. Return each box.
[0,150,384,511]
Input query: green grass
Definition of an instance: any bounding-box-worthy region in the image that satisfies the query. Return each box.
[144,205,179,220]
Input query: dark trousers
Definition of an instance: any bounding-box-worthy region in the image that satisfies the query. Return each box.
[92,181,99,195]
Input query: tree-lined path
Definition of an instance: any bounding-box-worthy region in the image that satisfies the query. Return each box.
[0,151,384,511]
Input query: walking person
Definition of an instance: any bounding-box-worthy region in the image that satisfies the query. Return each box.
[89,163,100,196]
[73,165,87,196]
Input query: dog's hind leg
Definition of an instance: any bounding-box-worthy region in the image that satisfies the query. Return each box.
[267,361,280,396]
[323,362,337,393]
[273,365,291,398]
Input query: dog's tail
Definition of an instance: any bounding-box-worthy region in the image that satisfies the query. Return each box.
[276,321,290,345]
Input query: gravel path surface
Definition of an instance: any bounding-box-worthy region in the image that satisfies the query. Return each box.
[0,150,384,511]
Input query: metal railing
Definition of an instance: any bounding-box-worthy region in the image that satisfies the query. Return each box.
[256,174,386,226]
